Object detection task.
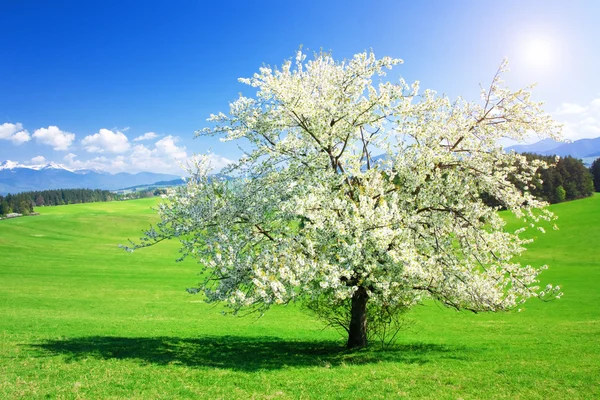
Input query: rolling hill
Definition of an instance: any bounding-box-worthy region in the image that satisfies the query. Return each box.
[0,195,598,398]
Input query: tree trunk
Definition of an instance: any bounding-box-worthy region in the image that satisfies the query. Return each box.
[347,287,368,349]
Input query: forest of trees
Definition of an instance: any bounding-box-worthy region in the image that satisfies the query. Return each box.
[0,187,172,217]
[479,153,594,208]
[590,157,600,192]
[0,192,34,216]
[0,189,116,216]
[522,154,595,203]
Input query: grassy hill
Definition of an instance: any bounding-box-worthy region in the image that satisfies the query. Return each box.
[0,196,598,398]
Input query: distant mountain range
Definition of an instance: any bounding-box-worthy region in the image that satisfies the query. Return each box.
[506,137,600,162]
[0,161,181,195]
[3,136,599,194]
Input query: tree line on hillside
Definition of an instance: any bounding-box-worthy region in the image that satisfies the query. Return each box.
[0,189,115,216]
[0,192,33,215]
[591,157,600,192]
[482,153,594,207]
[521,153,595,203]
[479,153,595,208]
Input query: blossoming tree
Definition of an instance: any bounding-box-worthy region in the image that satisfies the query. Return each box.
[131,50,563,348]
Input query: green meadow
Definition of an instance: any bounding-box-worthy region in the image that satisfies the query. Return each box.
[0,196,599,399]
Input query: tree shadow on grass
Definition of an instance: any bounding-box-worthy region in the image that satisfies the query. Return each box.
[31,335,473,371]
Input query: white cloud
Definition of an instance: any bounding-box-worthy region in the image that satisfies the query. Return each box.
[0,122,22,139]
[133,132,158,142]
[62,134,232,175]
[0,122,31,145]
[128,136,188,173]
[196,152,233,172]
[554,98,600,140]
[33,126,75,150]
[214,154,232,170]
[81,128,130,153]
[555,103,587,115]
[63,153,77,164]
[155,135,187,160]
[30,156,46,164]
[63,153,113,171]
[10,130,32,145]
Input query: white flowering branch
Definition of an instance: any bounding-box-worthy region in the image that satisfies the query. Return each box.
[128,50,563,348]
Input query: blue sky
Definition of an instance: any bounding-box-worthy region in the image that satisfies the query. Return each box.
[2,0,599,174]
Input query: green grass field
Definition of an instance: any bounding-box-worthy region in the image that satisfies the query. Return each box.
[1,196,599,399]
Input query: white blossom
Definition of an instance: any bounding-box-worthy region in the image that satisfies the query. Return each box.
[134,50,563,319]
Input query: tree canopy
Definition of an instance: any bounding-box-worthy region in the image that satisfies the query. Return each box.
[591,157,600,192]
[0,189,117,217]
[504,153,594,204]
[130,50,563,348]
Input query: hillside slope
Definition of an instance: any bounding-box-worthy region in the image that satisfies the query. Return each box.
[0,195,598,398]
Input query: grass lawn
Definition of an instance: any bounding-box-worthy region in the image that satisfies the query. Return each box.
[0,195,599,399]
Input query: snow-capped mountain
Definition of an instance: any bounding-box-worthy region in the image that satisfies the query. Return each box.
[0,160,181,194]
[0,160,74,172]
[0,160,21,170]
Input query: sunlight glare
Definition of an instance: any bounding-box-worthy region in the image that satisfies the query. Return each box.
[518,35,557,74]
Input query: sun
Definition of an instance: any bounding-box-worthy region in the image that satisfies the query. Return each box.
[518,35,557,74]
